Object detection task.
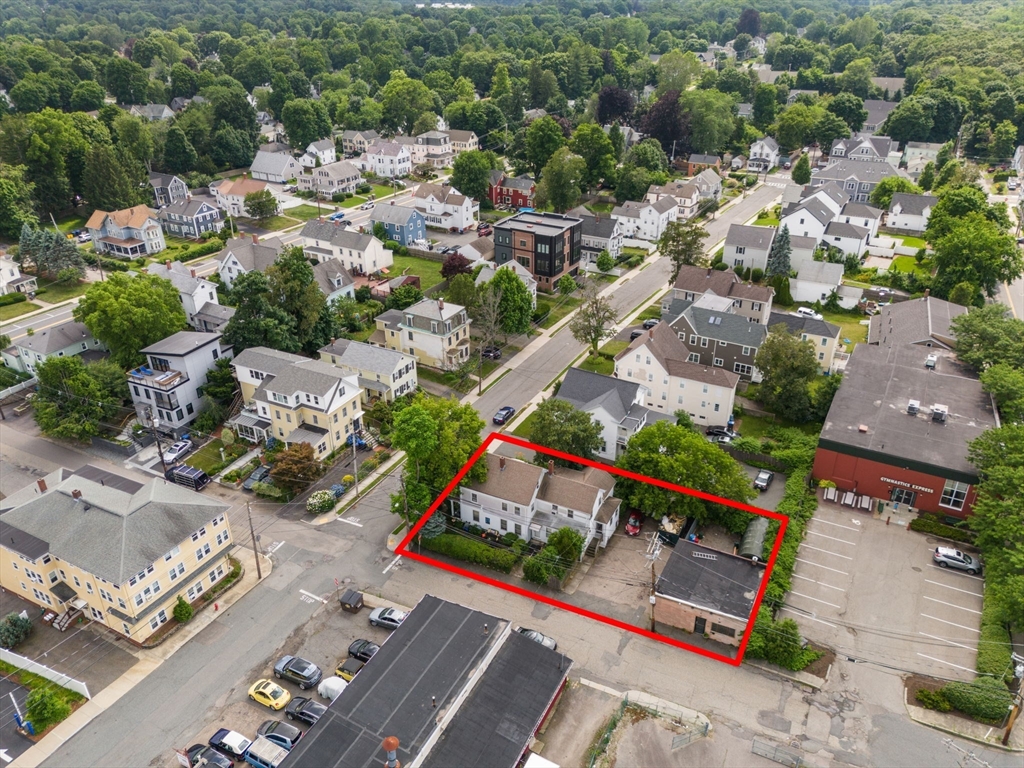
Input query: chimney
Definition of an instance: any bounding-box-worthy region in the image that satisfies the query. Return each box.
[438,298,444,310]
[37,479,47,494]
[390,201,395,205]
[71,489,82,500]
[190,268,197,278]
[251,234,259,244]
[165,260,171,269]
[648,328,654,338]
[548,460,554,475]
[499,456,506,471]
[334,219,339,227]
[381,736,401,768]
[924,288,930,297]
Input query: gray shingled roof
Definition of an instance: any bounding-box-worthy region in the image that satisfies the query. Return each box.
[889,193,938,216]
[464,453,545,507]
[301,220,375,250]
[17,320,96,355]
[158,198,219,219]
[260,358,349,399]
[725,224,775,250]
[840,202,883,220]
[616,323,740,388]
[217,236,285,273]
[782,199,833,226]
[309,139,335,151]
[320,338,410,376]
[555,368,646,424]
[768,310,840,339]
[404,297,465,323]
[824,221,868,239]
[250,150,297,176]
[568,207,618,239]
[147,261,209,294]
[232,346,305,376]
[1,467,228,584]
[311,260,354,295]
[815,158,905,185]
[651,196,677,214]
[867,296,967,349]
[677,305,769,347]
[795,261,843,285]
[141,331,223,356]
[370,204,421,226]
[804,182,850,208]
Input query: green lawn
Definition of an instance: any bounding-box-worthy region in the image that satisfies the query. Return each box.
[891,255,933,276]
[754,216,780,226]
[510,409,539,438]
[637,303,663,322]
[0,301,41,321]
[585,201,615,214]
[578,352,614,375]
[820,310,869,347]
[348,326,376,343]
[537,296,581,330]
[600,340,629,357]
[621,246,649,258]
[898,235,927,249]
[391,253,444,290]
[240,215,301,231]
[736,412,822,440]
[340,195,368,208]
[185,440,226,474]
[35,278,88,303]
[54,212,88,234]
[287,204,328,221]
[372,184,397,200]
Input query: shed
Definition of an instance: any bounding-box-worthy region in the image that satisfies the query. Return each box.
[738,516,769,561]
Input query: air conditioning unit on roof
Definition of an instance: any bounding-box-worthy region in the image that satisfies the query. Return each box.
[907,399,920,415]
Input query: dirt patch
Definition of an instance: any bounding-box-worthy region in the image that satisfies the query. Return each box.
[539,683,620,767]
[802,643,835,679]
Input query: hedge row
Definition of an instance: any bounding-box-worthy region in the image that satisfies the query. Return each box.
[917,678,1015,723]
[0,293,27,306]
[976,581,1013,681]
[419,533,518,574]
[178,241,225,262]
[761,473,818,609]
[908,513,974,543]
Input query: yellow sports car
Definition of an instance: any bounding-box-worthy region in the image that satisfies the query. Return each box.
[248,679,292,710]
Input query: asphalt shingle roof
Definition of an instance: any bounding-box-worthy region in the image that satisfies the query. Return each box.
[232,346,305,376]
[17,320,96,355]
[319,338,410,376]
[301,220,375,250]
[725,224,775,250]
[768,310,840,339]
[889,193,938,216]
[464,453,545,507]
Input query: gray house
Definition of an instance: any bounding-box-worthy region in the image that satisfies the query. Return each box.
[0,320,106,373]
[250,150,301,184]
[369,204,426,246]
[319,338,418,404]
[663,298,767,381]
[811,159,908,203]
[157,198,223,239]
[149,173,189,207]
[723,224,775,273]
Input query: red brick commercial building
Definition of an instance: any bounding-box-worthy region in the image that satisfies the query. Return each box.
[814,343,998,519]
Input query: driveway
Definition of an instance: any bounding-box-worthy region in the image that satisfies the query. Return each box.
[0,677,32,761]
[742,465,786,513]
[781,499,982,680]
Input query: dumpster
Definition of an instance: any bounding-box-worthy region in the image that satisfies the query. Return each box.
[340,589,364,613]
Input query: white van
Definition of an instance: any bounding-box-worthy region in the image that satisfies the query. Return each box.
[796,307,824,321]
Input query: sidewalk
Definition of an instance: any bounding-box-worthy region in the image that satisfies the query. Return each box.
[904,693,1023,752]
[12,546,272,768]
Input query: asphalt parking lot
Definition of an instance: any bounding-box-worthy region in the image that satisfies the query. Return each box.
[781,500,982,680]
[0,677,32,761]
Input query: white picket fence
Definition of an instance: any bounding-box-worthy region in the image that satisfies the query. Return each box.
[0,377,36,402]
[0,648,91,699]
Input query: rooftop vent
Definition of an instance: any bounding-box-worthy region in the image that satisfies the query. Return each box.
[858,424,869,433]
[925,354,937,369]
[931,404,948,423]
[907,399,920,415]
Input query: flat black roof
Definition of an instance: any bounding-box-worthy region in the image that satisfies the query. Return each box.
[819,343,996,478]
[282,596,504,768]
[420,630,571,768]
[656,539,765,622]
[72,464,144,494]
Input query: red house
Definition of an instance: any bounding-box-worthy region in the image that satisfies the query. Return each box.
[685,153,722,176]
[488,170,536,209]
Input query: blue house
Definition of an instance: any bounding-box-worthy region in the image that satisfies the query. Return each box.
[369,204,426,246]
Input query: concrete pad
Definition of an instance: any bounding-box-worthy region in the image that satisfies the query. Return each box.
[805,706,833,743]
[537,681,620,767]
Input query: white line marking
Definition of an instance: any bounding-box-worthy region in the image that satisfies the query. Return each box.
[923,580,983,598]
[337,517,364,527]
[780,607,837,628]
[807,530,857,546]
[916,654,976,673]
[922,596,982,614]
[383,555,402,574]
[788,591,841,609]
[792,573,846,592]
[919,632,976,651]
[800,544,852,560]
[811,518,860,532]
[795,557,848,575]
[299,589,328,604]
[920,615,980,633]
[267,541,285,554]
[926,565,984,581]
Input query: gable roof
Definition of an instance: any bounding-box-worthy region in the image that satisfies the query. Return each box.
[867,296,967,349]
[768,310,840,339]
[301,219,375,250]
[370,204,421,226]
[840,202,883,220]
[568,206,619,239]
[319,338,410,375]
[147,260,211,294]
[86,205,157,231]
[311,260,354,296]
[694,168,722,186]
[752,136,779,152]
[217,236,285,273]
[148,172,184,190]
[1,465,228,584]
[211,176,269,198]
[475,259,536,290]
[814,158,905,185]
[689,154,719,165]
[17,320,96,355]
[611,200,652,218]
[413,183,468,206]
[232,346,305,376]
[889,193,938,216]
[157,197,219,220]
[795,261,844,285]
[673,304,769,347]
[464,453,545,507]
[554,367,646,425]
[258,358,352,399]
[308,138,334,151]
[803,181,851,208]
[617,323,740,389]
[672,264,773,303]
[651,196,677,214]
[493,173,535,192]
[823,220,868,239]
[445,129,476,143]
[862,100,898,127]
[250,150,297,176]
[781,198,834,226]
[725,224,775,250]
[646,179,699,200]
[366,141,409,157]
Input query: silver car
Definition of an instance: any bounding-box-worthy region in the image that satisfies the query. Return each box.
[368,606,407,630]
[932,547,982,575]
[162,439,193,464]
[516,627,557,650]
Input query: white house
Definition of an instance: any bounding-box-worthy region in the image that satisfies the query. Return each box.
[0,254,37,295]
[445,129,479,155]
[359,142,412,178]
[903,141,942,166]
[147,261,222,328]
[644,180,701,219]
[296,160,363,197]
[311,260,355,303]
[568,206,623,262]
[456,452,622,555]
[0,320,106,374]
[611,198,676,241]
[779,198,833,241]
[209,176,282,218]
[822,220,869,256]
[800,182,850,217]
[748,137,780,171]
[409,183,478,232]
[828,135,899,166]
[300,219,393,275]
[553,368,670,461]
[887,193,939,235]
[838,202,882,240]
[299,138,337,168]
[127,331,234,437]
[723,224,775,273]
[789,235,819,272]
[811,158,908,203]
[86,206,166,258]
[249,151,301,184]
[790,261,845,305]
[613,323,739,426]
[216,235,286,289]
[1013,145,1024,178]
[318,338,417,404]
[474,260,538,309]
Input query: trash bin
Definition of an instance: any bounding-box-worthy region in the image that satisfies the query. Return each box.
[340,589,364,613]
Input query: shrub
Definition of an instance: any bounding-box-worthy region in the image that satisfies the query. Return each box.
[942,678,1014,723]
[915,689,952,712]
[419,533,518,573]
[343,474,355,485]
[307,490,335,514]
[745,607,821,670]
[26,688,71,731]
[522,547,563,585]
[223,458,260,483]
[0,293,27,307]
[252,480,287,500]
[750,267,764,283]
[0,612,34,648]
[172,595,194,624]
[331,483,347,498]
[976,582,1013,681]
[908,514,973,543]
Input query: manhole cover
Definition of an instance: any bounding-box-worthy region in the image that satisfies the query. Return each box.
[912,566,921,572]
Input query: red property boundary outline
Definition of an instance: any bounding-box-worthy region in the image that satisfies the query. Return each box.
[396,432,788,665]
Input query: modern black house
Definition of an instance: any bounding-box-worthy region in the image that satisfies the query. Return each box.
[493,211,583,292]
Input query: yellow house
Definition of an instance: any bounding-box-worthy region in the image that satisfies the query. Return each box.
[369,298,471,371]
[231,346,363,456]
[0,465,233,644]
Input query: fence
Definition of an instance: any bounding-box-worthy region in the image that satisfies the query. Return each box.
[751,737,803,767]
[0,377,36,402]
[671,722,709,750]
[0,648,91,699]
[720,445,788,473]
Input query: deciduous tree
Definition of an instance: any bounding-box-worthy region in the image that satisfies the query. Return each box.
[528,398,603,468]
[569,123,616,190]
[659,219,710,281]
[391,404,438,482]
[932,213,1021,299]
[280,98,331,151]
[0,165,37,240]
[33,357,120,441]
[244,189,278,222]
[537,147,585,213]
[754,325,821,422]
[270,443,325,494]
[869,176,921,210]
[489,266,533,336]
[83,143,138,211]
[525,116,566,176]
[569,284,616,355]
[678,90,735,155]
[450,149,500,203]
[222,270,299,353]
[441,253,473,280]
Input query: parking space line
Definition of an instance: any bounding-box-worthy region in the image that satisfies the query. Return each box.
[917,653,976,673]
[926,564,984,581]
[919,632,976,651]
[922,596,982,614]
[800,544,852,560]
[921,614,980,633]
[780,606,838,628]
[789,591,841,609]
[806,530,857,546]
[792,573,846,592]
[795,557,848,575]
[924,579,983,597]
[810,518,861,532]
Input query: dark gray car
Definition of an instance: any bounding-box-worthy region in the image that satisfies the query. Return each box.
[243,464,273,491]
[257,719,302,750]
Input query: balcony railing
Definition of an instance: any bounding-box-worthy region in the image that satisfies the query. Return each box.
[127,365,188,391]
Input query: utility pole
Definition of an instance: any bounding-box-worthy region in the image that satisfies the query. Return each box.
[146,407,169,476]
[247,501,262,580]
[645,534,662,633]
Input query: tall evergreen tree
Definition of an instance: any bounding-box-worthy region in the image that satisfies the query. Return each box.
[82,143,136,212]
[766,225,792,278]
[164,125,198,174]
